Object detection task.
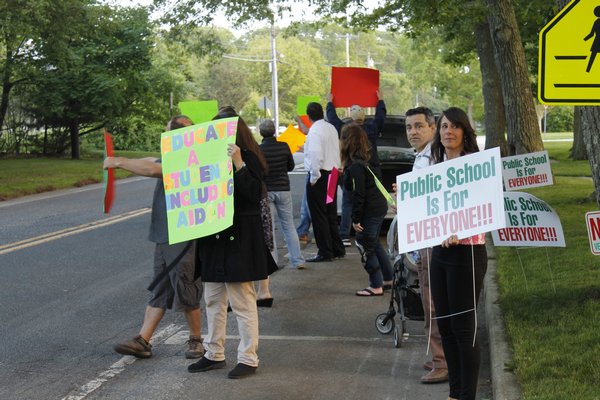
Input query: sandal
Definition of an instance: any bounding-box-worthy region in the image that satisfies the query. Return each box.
[356,288,384,296]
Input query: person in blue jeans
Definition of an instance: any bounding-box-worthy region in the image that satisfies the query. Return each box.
[296,174,312,243]
[340,123,392,296]
[258,119,305,270]
[326,90,387,247]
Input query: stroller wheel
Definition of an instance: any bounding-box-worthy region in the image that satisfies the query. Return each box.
[393,325,403,348]
[375,312,394,334]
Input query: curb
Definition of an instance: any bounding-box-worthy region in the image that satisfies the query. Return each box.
[484,242,523,400]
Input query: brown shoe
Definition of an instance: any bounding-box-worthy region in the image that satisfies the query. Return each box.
[185,336,205,359]
[423,361,433,371]
[420,368,449,384]
[114,335,152,358]
[298,234,311,244]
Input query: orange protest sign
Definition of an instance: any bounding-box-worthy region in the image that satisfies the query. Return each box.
[277,125,306,154]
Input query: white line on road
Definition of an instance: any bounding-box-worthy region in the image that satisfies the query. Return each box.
[62,324,182,400]
[0,208,150,255]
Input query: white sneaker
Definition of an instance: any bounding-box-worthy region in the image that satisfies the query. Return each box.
[342,239,352,247]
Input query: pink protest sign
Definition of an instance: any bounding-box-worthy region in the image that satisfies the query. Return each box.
[326,168,339,204]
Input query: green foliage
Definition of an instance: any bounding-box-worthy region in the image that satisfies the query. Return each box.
[544,106,574,133]
[31,5,154,127]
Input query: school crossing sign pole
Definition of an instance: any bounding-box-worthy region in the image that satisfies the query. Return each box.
[539,0,600,104]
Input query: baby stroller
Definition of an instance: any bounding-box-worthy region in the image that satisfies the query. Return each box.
[373,215,424,348]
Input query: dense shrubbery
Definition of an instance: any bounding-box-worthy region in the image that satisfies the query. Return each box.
[544,106,573,133]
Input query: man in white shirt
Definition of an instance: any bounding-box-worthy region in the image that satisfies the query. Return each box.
[406,106,448,384]
[304,102,345,262]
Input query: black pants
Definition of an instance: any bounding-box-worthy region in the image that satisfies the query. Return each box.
[430,244,487,400]
[306,170,345,259]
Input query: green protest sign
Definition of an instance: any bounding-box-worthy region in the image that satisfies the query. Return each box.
[160,117,238,244]
[296,95,320,116]
[178,100,219,124]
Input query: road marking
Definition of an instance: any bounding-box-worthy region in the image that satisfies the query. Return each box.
[0,208,150,255]
[62,324,182,400]
[166,331,425,344]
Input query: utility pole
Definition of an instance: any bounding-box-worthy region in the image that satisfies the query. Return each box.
[270,23,279,131]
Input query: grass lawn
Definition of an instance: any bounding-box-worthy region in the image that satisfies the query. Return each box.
[495,140,600,399]
[0,150,158,200]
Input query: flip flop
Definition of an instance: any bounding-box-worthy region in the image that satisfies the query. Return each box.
[356,288,384,296]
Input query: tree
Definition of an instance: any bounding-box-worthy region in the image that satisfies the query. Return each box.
[0,0,80,137]
[31,4,154,159]
[485,0,543,155]
[580,107,600,207]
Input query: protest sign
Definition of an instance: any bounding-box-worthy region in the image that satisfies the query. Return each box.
[585,211,600,255]
[103,130,115,214]
[296,95,320,116]
[298,115,312,129]
[491,192,565,247]
[161,117,238,244]
[501,150,553,190]
[330,67,379,107]
[396,148,505,253]
[178,100,219,124]
[277,124,306,154]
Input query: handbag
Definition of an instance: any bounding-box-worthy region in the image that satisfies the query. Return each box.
[260,183,274,251]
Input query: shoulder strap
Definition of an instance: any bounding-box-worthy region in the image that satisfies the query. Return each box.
[366,166,396,206]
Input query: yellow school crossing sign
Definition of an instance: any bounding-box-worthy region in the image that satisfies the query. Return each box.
[539,0,600,104]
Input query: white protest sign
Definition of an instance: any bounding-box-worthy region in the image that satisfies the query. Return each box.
[501,150,553,191]
[585,211,600,255]
[396,147,505,253]
[491,192,565,247]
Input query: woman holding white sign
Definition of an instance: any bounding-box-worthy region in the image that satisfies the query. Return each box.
[429,107,487,400]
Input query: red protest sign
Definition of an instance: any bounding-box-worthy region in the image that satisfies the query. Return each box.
[103,130,115,214]
[330,67,379,108]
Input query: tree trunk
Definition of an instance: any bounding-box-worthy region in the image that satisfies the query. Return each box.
[580,107,600,208]
[474,22,508,155]
[0,50,13,133]
[485,0,543,155]
[571,107,588,160]
[70,119,80,160]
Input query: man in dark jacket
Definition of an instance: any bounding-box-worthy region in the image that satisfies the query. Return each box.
[326,90,386,247]
[258,120,305,269]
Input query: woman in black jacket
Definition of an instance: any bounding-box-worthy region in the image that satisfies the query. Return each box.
[188,107,277,379]
[340,123,393,296]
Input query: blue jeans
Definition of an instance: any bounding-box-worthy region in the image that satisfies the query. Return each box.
[339,187,352,240]
[269,191,305,267]
[355,213,393,288]
[296,176,312,236]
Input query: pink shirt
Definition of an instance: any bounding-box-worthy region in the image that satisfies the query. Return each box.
[459,233,486,246]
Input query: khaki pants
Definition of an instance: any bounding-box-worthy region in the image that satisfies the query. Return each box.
[419,248,447,370]
[203,281,259,367]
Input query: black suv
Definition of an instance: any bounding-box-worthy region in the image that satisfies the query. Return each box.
[365,114,415,191]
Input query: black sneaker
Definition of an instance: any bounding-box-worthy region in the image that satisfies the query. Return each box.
[185,336,205,359]
[228,363,257,379]
[114,335,152,359]
[188,356,226,373]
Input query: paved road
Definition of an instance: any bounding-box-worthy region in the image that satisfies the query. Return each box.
[0,177,491,400]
